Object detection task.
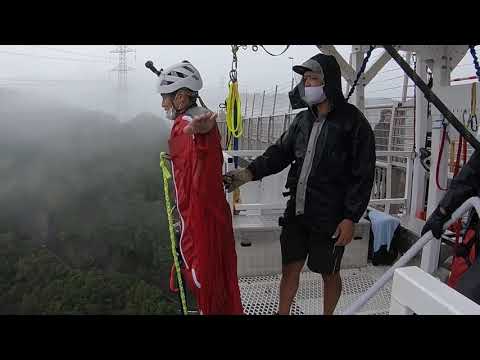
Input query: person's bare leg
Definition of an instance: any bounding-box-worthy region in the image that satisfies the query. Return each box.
[322,272,342,315]
[278,260,305,315]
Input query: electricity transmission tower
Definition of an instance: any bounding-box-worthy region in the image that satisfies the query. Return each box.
[110,45,135,91]
[110,45,135,119]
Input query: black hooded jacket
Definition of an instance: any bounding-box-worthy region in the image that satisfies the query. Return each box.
[246,53,376,228]
[438,149,480,214]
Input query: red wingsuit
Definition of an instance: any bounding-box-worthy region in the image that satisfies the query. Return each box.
[168,106,243,315]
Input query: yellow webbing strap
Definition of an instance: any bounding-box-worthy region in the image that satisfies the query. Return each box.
[160,152,188,315]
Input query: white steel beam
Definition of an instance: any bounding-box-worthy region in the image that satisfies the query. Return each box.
[351,45,366,114]
[363,50,392,85]
[316,45,355,84]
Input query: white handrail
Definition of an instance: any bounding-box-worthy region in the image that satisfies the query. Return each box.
[223,150,413,158]
[342,196,480,315]
[389,267,480,315]
[223,150,413,211]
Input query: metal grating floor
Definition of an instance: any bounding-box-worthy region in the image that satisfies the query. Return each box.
[239,264,392,315]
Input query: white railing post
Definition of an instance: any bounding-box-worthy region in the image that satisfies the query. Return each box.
[386,102,399,214]
[272,85,278,116]
[404,154,414,218]
[260,91,265,117]
[251,93,256,117]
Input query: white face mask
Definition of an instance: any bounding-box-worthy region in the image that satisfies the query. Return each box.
[304,85,327,105]
[165,107,176,120]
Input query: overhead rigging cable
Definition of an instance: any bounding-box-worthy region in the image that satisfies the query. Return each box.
[259,45,290,57]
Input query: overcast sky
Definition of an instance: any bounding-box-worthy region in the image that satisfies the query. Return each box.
[0,45,477,120]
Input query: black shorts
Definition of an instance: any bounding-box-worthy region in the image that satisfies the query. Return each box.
[279,216,344,274]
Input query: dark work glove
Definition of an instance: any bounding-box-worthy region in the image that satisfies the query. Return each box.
[421,207,450,239]
[223,168,253,193]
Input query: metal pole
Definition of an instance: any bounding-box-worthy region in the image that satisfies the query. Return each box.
[382,45,480,151]
[244,92,248,117]
[251,93,256,117]
[260,90,265,117]
[409,53,428,232]
[402,52,411,103]
[386,103,398,214]
[272,85,278,116]
[422,55,451,274]
[288,77,294,113]
[288,56,294,114]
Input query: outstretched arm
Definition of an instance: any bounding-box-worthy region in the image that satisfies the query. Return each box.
[183,111,218,135]
[246,120,298,181]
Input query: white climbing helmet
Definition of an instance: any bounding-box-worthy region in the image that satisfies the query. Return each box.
[157,60,203,95]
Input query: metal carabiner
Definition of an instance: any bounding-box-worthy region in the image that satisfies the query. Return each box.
[469,113,478,132]
[441,117,451,143]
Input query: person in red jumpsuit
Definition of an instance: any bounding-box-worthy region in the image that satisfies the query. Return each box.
[157,60,243,315]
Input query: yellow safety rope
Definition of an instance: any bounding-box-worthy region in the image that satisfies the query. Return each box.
[225,81,243,149]
[160,152,188,315]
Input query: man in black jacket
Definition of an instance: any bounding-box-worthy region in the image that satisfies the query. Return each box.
[422,150,480,304]
[422,150,480,239]
[224,53,376,315]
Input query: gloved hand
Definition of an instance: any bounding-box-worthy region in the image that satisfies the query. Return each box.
[223,168,253,193]
[421,206,450,239]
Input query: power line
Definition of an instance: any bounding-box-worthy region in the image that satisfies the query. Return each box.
[455,62,477,69]
[27,45,111,60]
[0,77,110,82]
[377,67,403,74]
[0,49,111,63]
[369,74,405,85]
[367,85,413,94]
